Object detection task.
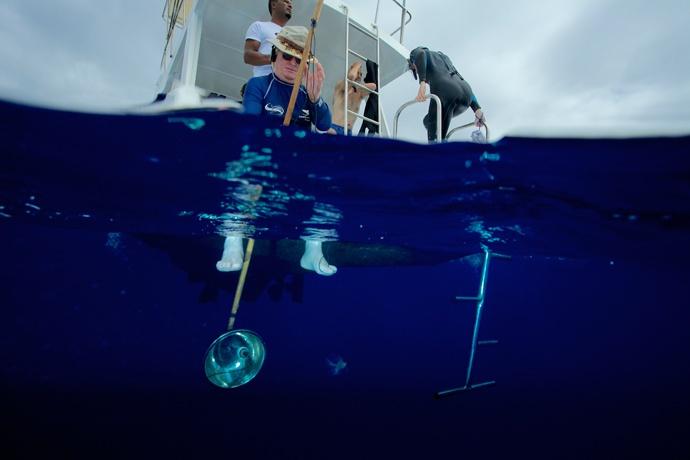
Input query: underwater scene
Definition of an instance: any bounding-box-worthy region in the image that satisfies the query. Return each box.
[2,99,690,458]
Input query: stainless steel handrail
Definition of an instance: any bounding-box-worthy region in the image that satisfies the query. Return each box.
[446,121,491,143]
[392,94,442,141]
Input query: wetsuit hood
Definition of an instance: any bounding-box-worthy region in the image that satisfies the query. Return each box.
[408,47,428,81]
[409,47,427,60]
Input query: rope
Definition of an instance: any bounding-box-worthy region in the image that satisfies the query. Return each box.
[161,0,185,68]
[309,19,318,128]
[169,0,184,37]
[228,1,323,329]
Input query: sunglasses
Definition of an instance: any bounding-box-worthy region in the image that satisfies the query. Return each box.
[280,52,301,65]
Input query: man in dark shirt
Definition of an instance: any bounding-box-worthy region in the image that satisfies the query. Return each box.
[243,26,331,132]
[218,27,337,276]
[408,46,486,142]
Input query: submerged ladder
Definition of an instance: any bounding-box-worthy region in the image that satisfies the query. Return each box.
[435,247,510,398]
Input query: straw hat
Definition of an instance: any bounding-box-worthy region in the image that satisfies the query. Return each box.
[270,26,311,59]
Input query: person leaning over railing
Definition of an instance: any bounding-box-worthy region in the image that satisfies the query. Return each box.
[408,46,486,142]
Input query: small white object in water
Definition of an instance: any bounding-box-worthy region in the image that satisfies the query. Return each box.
[326,354,347,376]
[106,232,122,250]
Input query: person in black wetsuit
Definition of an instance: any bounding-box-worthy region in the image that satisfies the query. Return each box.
[408,47,486,142]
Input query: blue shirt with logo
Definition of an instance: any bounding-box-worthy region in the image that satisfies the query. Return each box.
[243,73,332,131]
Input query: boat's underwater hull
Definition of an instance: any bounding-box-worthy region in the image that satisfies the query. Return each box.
[2,99,690,265]
[136,233,464,303]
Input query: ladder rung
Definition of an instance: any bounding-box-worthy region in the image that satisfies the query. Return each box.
[347,49,368,62]
[434,380,496,399]
[456,295,481,301]
[469,380,496,390]
[478,340,498,345]
[346,110,380,126]
[346,79,379,96]
[349,21,378,40]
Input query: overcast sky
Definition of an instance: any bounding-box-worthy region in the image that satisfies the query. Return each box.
[1,0,689,141]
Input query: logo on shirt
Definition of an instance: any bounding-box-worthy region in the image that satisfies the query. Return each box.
[298,108,310,122]
[265,103,285,116]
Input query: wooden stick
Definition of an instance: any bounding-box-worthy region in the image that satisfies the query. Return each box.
[282,0,325,126]
[227,238,256,331]
[229,1,325,329]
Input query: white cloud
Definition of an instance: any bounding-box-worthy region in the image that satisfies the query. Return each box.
[0,0,164,110]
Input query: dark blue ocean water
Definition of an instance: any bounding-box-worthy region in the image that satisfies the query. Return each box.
[2,100,690,458]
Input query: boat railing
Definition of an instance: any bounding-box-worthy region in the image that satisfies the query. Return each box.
[162,0,414,58]
[376,0,413,45]
[392,94,442,141]
[393,96,491,143]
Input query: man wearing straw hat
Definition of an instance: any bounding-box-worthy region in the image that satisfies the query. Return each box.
[218,26,337,276]
[242,26,332,133]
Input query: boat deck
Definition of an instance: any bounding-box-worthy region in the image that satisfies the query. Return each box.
[158,0,411,104]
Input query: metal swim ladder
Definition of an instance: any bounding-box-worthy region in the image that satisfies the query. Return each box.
[341,0,413,136]
[342,5,382,135]
[435,247,511,398]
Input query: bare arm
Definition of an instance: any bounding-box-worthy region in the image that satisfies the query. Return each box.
[361,82,377,94]
[331,79,346,126]
[416,81,428,102]
[243,39,271,66]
